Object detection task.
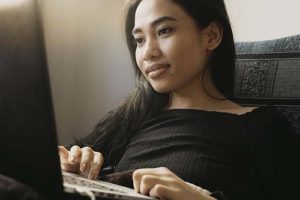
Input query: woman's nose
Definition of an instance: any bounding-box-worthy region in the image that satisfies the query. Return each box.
[142,38,161,61]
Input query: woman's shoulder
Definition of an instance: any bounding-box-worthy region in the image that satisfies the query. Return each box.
[205,100,258,116]
[217,105,258,115]
[216,104,292,133]
[240,105,295,142]
[220,101,284,119]
[241,105,287,123]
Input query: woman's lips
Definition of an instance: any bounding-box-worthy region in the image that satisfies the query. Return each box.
[146,64,170,79]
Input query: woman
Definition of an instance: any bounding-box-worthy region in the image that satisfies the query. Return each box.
[59,0,298,199]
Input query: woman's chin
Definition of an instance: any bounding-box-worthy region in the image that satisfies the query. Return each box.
[151,85,172,94]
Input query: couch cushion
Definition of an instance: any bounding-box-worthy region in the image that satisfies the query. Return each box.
[234,34,300,134]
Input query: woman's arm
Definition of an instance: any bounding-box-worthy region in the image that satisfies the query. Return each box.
[243,108,299,200]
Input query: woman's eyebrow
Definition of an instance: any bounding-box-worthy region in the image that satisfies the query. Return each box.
[132,16,178,35]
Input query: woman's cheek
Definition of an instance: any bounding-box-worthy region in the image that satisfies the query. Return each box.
[136,49,144,69]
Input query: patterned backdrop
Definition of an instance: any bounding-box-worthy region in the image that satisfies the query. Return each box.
[234,34,300,133]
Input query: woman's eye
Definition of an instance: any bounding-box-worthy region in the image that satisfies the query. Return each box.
[134,37,145,45]
[158,27,173,36]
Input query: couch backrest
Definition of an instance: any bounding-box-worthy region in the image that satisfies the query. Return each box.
[234,34,300,134]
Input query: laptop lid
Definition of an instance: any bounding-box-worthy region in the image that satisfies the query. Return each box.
[0,0,63,197]
[1,2,156,200]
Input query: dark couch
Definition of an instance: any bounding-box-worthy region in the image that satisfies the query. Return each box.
[234,34,300,134]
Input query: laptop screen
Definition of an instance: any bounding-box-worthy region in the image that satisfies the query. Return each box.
[0,0,63,196]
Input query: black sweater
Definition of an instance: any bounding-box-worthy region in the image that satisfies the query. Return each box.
[77,106,299,200]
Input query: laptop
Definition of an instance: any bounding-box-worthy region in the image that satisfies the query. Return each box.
[0,0,154,199]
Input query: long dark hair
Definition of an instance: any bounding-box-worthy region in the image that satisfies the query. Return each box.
[77,0,235,167]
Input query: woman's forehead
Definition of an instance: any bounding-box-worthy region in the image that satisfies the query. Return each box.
[134,0,187,29]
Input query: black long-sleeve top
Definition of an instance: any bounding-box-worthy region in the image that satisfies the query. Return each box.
[77,106,299,200]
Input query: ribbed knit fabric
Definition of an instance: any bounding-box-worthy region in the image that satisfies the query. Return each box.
[113,106,298,200]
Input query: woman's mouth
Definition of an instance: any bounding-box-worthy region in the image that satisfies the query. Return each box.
[146,64,170,79]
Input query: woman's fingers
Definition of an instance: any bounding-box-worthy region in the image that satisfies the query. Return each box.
[80,147,104,179]
[58,146,69,162]
[133,167,177,193]
[132,167,212,200]
[139,175,175,195]
[69,145,82,164]
[80,147,94,172]
[58,145,103,179]
[88,152,104,179]
[58,146,78,172]
[149,184,170,200]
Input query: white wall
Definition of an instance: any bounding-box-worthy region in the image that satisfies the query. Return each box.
[225,0,300,41]
[42,0,134,145]
[42,0,300,145]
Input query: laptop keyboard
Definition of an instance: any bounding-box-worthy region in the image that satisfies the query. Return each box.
[63,173,127,194]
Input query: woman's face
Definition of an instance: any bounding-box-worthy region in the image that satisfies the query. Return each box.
[133,0,210,93]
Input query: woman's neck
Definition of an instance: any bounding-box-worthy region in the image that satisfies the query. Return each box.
[166,75,230,111]
[167,91,226,111]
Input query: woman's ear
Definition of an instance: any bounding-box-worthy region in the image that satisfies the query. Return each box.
[204,21,223,51]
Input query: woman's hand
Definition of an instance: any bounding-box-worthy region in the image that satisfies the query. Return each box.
[58,145,104,179]
[132,167,216,200]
